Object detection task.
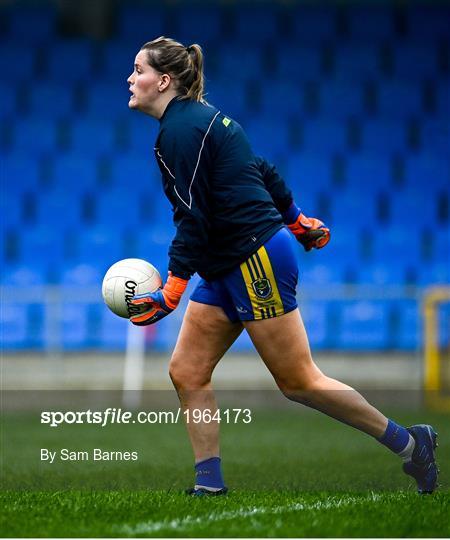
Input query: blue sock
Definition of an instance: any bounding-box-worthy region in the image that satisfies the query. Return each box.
[195,457,225,490]
[377,419,411,454]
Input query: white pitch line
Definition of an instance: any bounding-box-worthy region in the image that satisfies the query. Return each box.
[119,493,385,536]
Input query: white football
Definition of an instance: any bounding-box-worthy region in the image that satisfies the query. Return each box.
[102,258,162,318]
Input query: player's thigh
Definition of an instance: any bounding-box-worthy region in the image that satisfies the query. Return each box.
[170,300,243,386]
[243,308,322,391]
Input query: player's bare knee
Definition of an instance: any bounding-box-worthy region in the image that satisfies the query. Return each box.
[169,356,212,390]
[276,376,320,405]
[280,388,312,406]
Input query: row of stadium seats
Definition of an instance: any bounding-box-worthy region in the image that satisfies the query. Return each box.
[3,297,449,351]
[2,228,449,284]
[3,187,448,228]
[2,259,449,289]
[2,117,449,158]
[2,79,449,120]
[1,40,449,82]
[2,4,450,44]
[4,153,448,194]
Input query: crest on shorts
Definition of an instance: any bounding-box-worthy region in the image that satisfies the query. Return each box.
[252,278,272,299]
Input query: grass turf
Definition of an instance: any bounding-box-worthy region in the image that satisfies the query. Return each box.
[1,406,449,537]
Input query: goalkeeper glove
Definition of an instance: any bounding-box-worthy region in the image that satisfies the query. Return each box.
[129,272,188,326]
[282,203,330,252]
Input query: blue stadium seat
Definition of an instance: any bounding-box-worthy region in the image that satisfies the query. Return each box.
[206,79,250,120]
[429,229,450,263]
[1,264,47,286]
[370,225,421,264]
[19,226,67,266]
[291,5,337,43]
[285,153,332,190]
[60,263,102,286]
[319,81,365,119]
[116,5,166,44]
[0,82,17,118]
[286,186,320,217]
[362,120,408,154]
[176,5,222,44]
[134,226,172,274]
[1,195,23,228]
[331,190,378,228]
[95,188,143,228]
[392,44,440,80]
[389,188,437,225]
[61,303,91,349]
[100,40,138,81]
[220,47,266,80]
[7,6,56,43]
[84,82,130,118]
[407,6,450,41]
[345,155,393,193]
[234,5,280,43]
[302,120,348,154]
[357,263,409,286]
[98,308,128,349]
[52,155,98,192]
[127,114,160,154]
[3,154,40,195]
[27,303,46,349]
[300,262,347,286]
[275,46,323,81]
[70,119,118,155]
[420,119,450,158]
[436,83,449,117]
[392,299,422,350]
[75,225,124,268]
[1,303,28,349]
[28,82,75,118]
[45,40,94,82]
[337,300,391,349]
[298,300,329,349]
[316,225,361,265]
[244,116,290,161]
[0,44,36,80]
[333,45,381,81]
[259,81,305,116]
[416,263,450,286]
[34,188,84,227]
[346,5,395,41]
[143,189,174,224]
[14,119,59,155]
[376,81,424,119]
[109,154,156,190]
[404,155,450,191]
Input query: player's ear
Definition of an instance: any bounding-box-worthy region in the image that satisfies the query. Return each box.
[159,74,171,92]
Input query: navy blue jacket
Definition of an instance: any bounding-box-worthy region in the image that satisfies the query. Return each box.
[154,97,293,280]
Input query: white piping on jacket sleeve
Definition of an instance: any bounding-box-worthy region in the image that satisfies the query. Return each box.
[154,148,176,179]
[173,111,220,210]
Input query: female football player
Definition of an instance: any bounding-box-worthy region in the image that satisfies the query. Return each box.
[127,37,437,495]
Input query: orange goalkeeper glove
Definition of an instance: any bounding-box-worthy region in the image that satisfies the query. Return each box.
[282,203,330,252]
[129,272,188,326]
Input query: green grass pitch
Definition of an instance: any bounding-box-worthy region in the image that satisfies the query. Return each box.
[1,406,449,537]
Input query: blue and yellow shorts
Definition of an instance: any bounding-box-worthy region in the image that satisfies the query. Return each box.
[190,228,298,322]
